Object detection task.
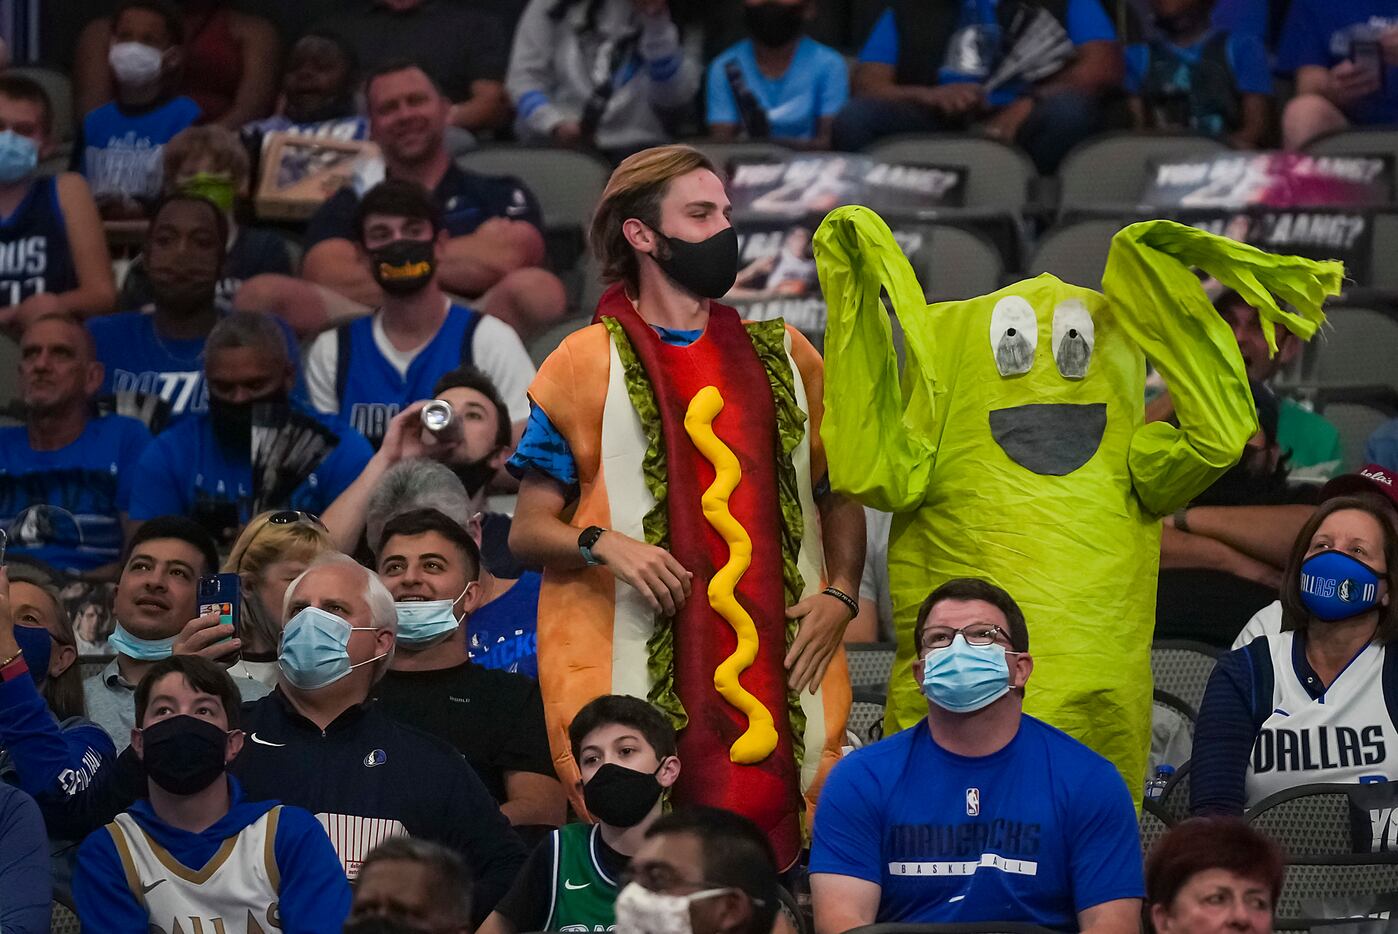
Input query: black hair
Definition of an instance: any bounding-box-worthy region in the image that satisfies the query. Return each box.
[646,807,780,934]
[432,365,512,451]
[135,655,242,730]
[377,508,481,579]
[354,178,443,243]
[0,73,53,137]
[112,0,185,45]
[363,58,446,107]
[293,30,361,85]
[125,515,219,578]
[148,193,230,259]
[358,837,472,924]
[569,694,678,763]
[914,577,1030,653]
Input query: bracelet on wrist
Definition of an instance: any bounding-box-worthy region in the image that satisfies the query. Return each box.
[822,586,859,618]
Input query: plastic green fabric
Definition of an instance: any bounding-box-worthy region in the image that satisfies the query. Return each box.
[814,206,1341,796]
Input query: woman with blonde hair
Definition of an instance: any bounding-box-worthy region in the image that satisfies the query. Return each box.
[223,510,334,686]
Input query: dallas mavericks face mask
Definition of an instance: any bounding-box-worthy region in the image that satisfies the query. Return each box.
[107,622,176,661]
[652,226,740,299]
[920,633,1012,713]
[279,606,386,690]
[0,130,38,184]
[1300,551,1384,621]
[394,584,470,649]
[13,624,53,685]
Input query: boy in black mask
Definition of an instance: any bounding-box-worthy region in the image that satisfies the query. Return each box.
[705,0,849,149]
[480,695,681,934]
[71,656,350,932]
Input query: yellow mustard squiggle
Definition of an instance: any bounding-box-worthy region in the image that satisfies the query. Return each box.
[683,385,779,764]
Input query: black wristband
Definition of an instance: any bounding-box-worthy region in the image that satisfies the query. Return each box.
[822,586,859,617]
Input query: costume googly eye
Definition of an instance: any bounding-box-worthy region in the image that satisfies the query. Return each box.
[990,296,1038,377]
[1052,300,1094,380]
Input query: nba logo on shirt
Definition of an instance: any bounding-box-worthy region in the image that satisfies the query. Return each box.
[966,788,980,816]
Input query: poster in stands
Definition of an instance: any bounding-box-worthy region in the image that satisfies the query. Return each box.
[1142,153,1393,208]
[727,154,966,220]
[1173,209,1372,281]
[725,220,927,335]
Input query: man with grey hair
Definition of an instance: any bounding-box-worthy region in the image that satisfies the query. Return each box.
[234,552,527,925]
[348,837,474,934]
[128,310,373,547]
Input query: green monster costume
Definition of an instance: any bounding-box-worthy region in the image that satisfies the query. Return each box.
[814,207,1343,796]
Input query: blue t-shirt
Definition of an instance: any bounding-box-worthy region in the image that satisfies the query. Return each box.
[1125,31,1273,95]
[1276,0,1398,125]
[706,38,849,140]
[88,310,303,420]
[810,716,1144,929]
[507,325,702,489]
[1366,418,1398,471]
[127,403,373,525]
[0,416,151,573]
[1212,0,1269,39]
[79,96,202,203]
[858,0,1117,106]
[468,571,541,678]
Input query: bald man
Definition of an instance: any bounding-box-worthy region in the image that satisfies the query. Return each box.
[0,313,152,579]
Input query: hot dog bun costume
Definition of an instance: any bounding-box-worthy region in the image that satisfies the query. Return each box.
[528,283,849,868]
[815,207,1341,798]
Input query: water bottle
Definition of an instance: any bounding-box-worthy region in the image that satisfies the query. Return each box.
[1144,764,1176,802]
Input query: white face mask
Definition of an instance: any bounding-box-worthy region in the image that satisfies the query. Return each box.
[614,882,728,934]
[109,41,164,87]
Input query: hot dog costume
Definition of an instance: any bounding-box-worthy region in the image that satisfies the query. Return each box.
[528,283,850,868]
[814,206,1342,795]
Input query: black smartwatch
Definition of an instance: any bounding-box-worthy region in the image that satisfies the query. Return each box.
[578,526,607,566]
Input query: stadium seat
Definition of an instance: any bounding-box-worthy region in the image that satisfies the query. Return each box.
[848,692,887,747]
[1157,759,1193,826]
[1152,688,1195,773]
[50,897,80,934]
[1274,861,1398,925]
[1306,128,1398,172]
[846,642,897,692]
[911,225,1006,302]
[1368,214,1398,293]
[1025,219,1121,288]
[1313,387,1398,471]
[456,147,612,237]
[1140,800,1172,854]
[0,332,17,414]
[1305,307,1398,393]
[1056,131,1230,218]
[10,66,74,142]
[863,134,1039,214]
[1151,640,1222,713]
[693,140,796,174]
[1247,784,1363,859]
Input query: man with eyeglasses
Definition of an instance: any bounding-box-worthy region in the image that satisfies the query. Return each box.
[616,806,780,934]
[810,577,1144,934]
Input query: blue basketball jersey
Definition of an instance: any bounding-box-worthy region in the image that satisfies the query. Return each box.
[0,176,78,307]
[335,303,482,446]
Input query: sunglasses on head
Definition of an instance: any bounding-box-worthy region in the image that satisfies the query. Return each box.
[266,511,327,530]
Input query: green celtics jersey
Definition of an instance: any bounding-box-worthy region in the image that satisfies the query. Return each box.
[546,823,619,932]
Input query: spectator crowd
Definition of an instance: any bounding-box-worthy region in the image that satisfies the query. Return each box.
[1,0,1398,932]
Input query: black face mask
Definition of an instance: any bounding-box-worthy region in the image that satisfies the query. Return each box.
[450,458,497,499]
[651,226,740,300]
[369,239,437,296]
[343,918,432,934]
[208,392,290,450]
[745,2,804,47]
[140,714,230,795]
[1152,9,1206,36]
[583,762,664,827]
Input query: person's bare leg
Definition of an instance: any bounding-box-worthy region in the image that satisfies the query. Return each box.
[234,273,372,337]
[1282,94,1350,150]
[480,267,570,342]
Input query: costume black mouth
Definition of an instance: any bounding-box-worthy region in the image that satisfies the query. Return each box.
[988,403,1107,476]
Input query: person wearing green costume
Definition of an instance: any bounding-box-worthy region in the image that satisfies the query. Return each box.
[813,205,1343,796]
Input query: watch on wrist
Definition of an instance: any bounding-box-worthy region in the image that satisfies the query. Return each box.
[578,526,607,566]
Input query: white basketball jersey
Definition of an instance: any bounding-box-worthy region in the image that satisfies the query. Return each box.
[107,808,282,934]
[1246,632,1398,808]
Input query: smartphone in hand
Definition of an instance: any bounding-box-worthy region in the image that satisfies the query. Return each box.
[1352,38,1385,90]
[198,573,241,639]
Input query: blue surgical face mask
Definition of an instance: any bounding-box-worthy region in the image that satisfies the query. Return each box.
[107,622,176,661]
[13,624,53,686]
[279,606,385,691]
[1300,551,1385,622]
[0,131,38,184]
[920,633,1013,713]
[393,585,471,650]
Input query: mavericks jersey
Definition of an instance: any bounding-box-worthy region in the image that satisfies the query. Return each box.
[546,823,619,932]
[0,176,78,306]
[1247,631,1398,807]
[334,303,482,446]
[105,807,282,934]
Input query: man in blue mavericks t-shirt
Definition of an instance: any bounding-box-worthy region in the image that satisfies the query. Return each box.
[129,311,372,548]
[810,577,1143,934]
[0,314,150,578]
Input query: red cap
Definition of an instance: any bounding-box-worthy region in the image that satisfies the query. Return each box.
[1319,464,1398,511]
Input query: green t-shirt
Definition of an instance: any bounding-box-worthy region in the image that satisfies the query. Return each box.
[496,822,622,932]
[1278,397,1344,481]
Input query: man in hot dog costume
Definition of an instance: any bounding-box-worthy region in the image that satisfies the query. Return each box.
[508,146,862,868]
[814,205,1342,797]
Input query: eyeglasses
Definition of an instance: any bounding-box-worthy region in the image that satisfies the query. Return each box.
[920,624,1011,653]
[267,510,327,531]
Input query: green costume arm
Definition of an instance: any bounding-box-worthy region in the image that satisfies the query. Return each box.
[1102,220,1343,517]
[812,206,937,512]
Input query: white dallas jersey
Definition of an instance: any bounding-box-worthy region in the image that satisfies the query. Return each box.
[106,807,282,934]
[1246,631,1398,808]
